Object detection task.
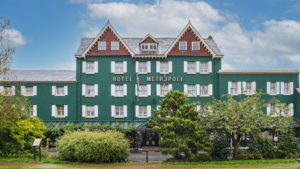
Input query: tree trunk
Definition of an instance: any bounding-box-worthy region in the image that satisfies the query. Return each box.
[232,133,241,159]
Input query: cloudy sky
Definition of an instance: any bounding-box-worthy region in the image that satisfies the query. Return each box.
[1,0,300,73]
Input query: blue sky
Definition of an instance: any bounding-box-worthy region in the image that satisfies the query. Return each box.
[1,0,300,73]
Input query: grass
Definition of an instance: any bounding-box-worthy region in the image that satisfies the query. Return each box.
[162,158,298,165]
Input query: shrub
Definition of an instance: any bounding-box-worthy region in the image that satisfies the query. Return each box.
[277,130,300,158]
[211,136,230,160]
[248,136,276,158]
[56,130,130,163]
[237,151,263,160]
[190,153,213,162]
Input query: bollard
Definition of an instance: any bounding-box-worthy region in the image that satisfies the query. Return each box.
[146,151,148,163]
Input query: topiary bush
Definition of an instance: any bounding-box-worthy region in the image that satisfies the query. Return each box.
[211,136,230,160]
[277,130,300,158]
[56,130,130,163]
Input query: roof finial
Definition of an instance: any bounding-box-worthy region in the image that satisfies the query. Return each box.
[188,19,191,24]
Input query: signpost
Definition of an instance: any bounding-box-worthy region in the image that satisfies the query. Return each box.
[32,138,42,161]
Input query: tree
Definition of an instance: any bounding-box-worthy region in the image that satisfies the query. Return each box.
[0,17,14,75]
[201,91,294,159]
[149,90,211,160]
[0,17,46,157]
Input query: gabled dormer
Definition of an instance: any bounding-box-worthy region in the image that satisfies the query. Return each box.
[140,34,158,52]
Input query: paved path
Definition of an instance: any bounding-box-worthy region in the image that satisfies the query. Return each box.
[1,161,300,169]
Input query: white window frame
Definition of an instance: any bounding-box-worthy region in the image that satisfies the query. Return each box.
[98,41,106,51]
[199,85,209,96]
[115,106,124,117]
[111,41,119,51]
[139,85,148,97]
[82,61,98,74]
[138,61,148,74]
[159,61,169,74]
[140,43,157,51]
[56,105,65,118]
[192,41,200,51]
[199,62,209,73]
[270,82,276,95]
[86,85,95,97]
[231,82,238,95]
[56,86,65,96]
[115,84,124,97]
[115,61,124,74]
[22,86,37,96]
[111,105,127,118]
[187,84,197,97]
[82,105,98,118]
[86,106,95,118]
[187,61,196,74]
[3,86,15,96]
[179,41,187,51]
[82,84,98,97]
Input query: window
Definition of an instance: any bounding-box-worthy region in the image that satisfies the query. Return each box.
[139,85,147,96]
[115,85,124,96]
[98,41,106,51]
[192,41,200,50]
[4,86,13,96]
[86,106,95,117]
[140,43,157,51]
[115,106,124,117]
[231,82,237,95]
[56,86,64,96]
[200,85,208,96]
[111,41,119,51]
[179,41,187,50]
[56,105,64,117]
[138,62,147,73]
[86,62,95,73]
[270,103,276,111]
[25,86,33,96]
[160,85,169,96]
[200,62,208,73]
[187,85,196,97]
[284,82,290,94]
[270,82,276,95]
[245,82,252,94]
[115,62,124,74]
[187,62,196,73]
[139,106,147,117]
[160,62,168,74]
[86,85,95,96]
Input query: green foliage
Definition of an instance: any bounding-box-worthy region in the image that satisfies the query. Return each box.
[0,89,46,157]
[248,136,276,158]
[44,124,136,147]
[277,130,300,158]
[190,154,213,162]
[56,130,130,163]
[211,135,230,160]
[201,91,294,159]
[236,151,263,160]
[150,90,211,160]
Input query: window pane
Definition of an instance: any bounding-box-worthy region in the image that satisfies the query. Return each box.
[231,82,237,94]
[139,85,147,96]
[111,41,119,50]
[187,62,196,73]
[246,82,252,94]
[200,62,208,73]
[86,85,95,96]
[160,62,168,73]
[139,106,147,117]
[56,86,64,95]
[115,62,124,73]
[98,41,106,50]
[200,85,208,95]
[56,105,64,116]
[116,106,124,116]
[192,42,200,50]
[187,85,196,96]
[26,86,33,95]
[86,106,95,117]
[139,62,147,73]
[270,82,276,94]
[179,41,187,50]
[160,84,169,96]
[86,62,94,73]
[115,85,124,96]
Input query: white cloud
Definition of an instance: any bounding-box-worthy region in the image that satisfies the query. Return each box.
[79,0,300,69]
[55,61,76,70]
[222,63,235,70]
[86,0,226,37]
[0,29,27,48]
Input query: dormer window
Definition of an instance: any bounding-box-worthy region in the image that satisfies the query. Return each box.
[140,43,157,51]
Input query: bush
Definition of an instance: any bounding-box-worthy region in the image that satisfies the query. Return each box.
[190,153,213,162]
[56,130,130,163]
[211,136,230,160]
[277,130,300,158]
[248,136,276,158]
[237,151,263,160]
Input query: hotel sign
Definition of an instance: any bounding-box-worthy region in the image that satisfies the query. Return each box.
[112,76,183,82]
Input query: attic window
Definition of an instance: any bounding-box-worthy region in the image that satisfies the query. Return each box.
[141,43,157,51]
[98,41,106,51]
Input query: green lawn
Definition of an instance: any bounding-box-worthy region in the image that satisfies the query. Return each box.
[163,158,298,165]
